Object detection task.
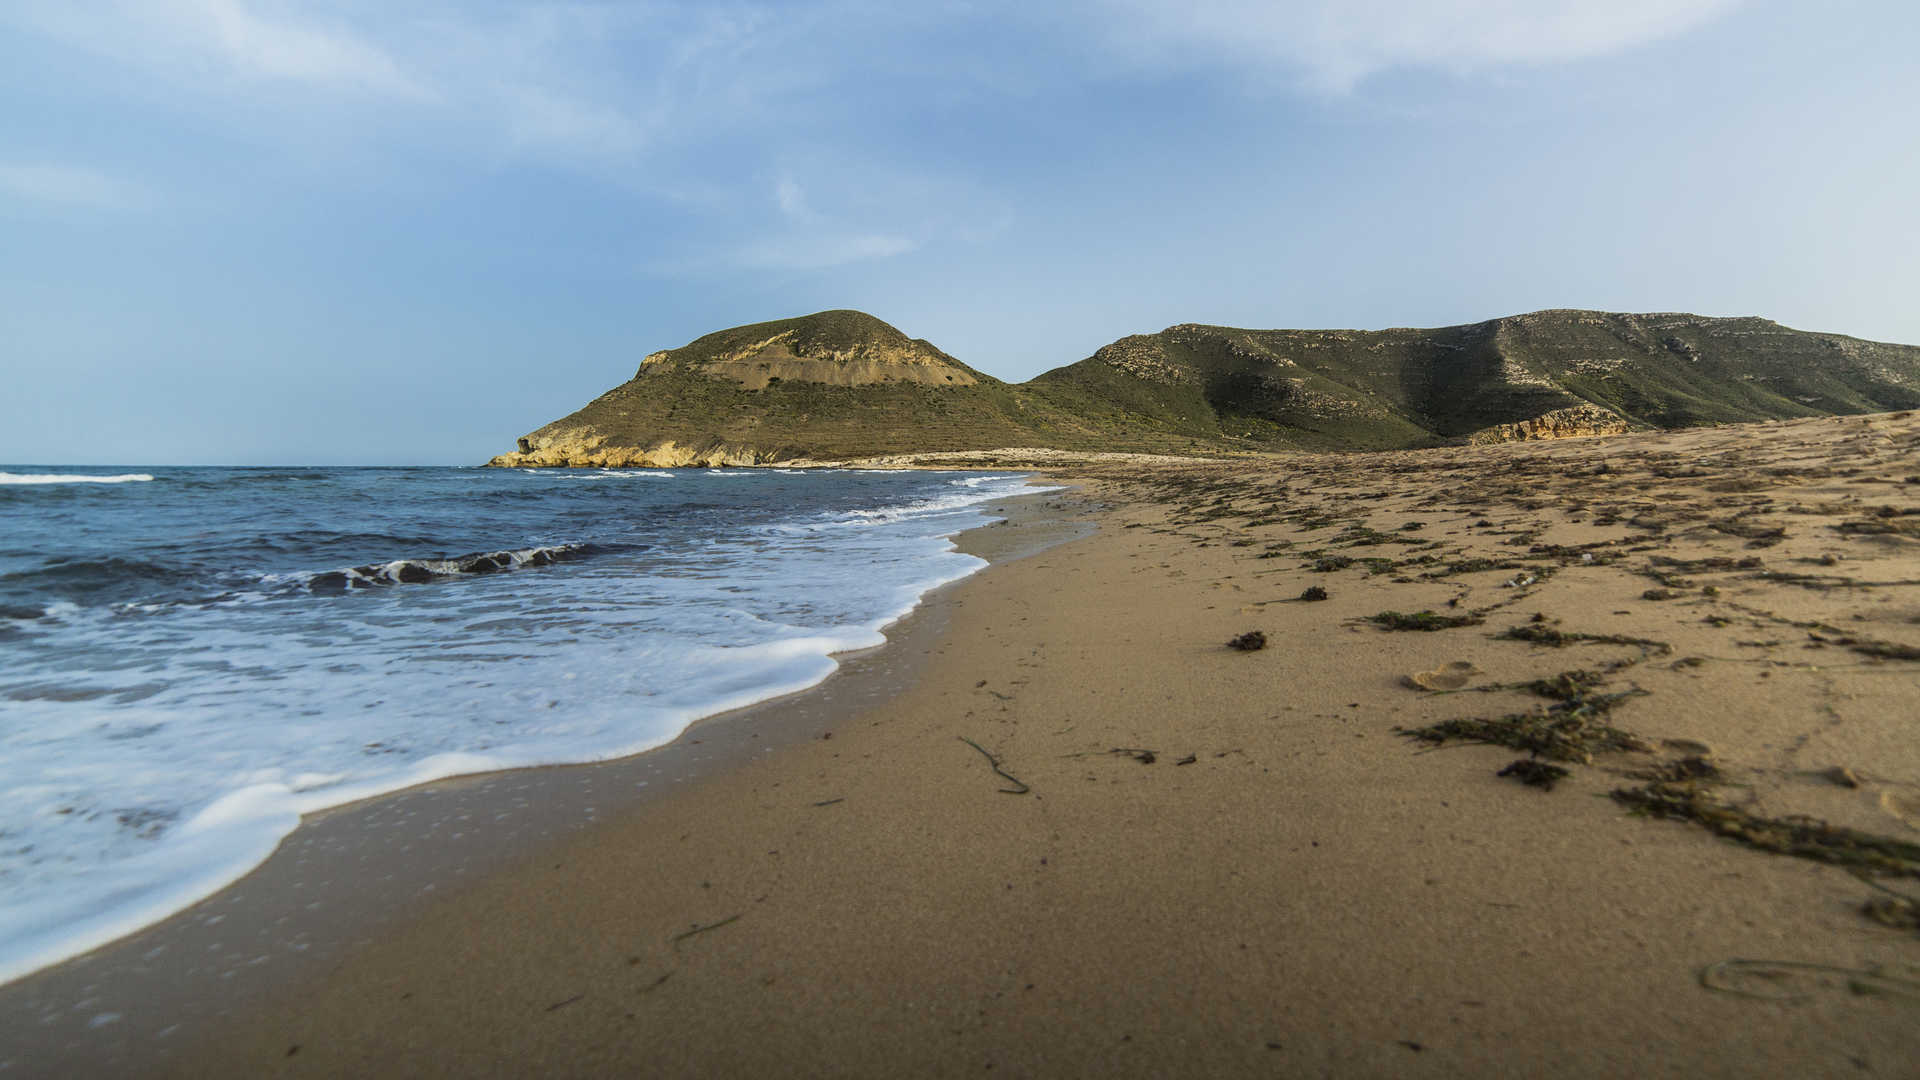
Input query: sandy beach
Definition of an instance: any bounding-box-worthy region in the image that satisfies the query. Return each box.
[15,411,1920,1077]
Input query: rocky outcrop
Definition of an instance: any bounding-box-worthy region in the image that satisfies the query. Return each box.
[1467,404,1634,445]
[636,310,978,390]
[486,429,782,468]
[638,333,975,390]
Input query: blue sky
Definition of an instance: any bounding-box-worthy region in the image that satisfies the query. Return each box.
[3,1,1916,464]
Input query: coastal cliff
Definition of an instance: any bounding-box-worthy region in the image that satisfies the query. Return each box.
[489,309,1920,465]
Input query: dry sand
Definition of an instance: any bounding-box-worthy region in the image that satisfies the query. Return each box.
[58,413,1920,1075]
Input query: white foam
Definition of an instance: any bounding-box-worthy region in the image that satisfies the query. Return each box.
[0,470,1047,986]
[0,473,154,485]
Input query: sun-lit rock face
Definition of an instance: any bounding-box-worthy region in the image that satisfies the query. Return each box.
[486,431,778,468]
[1468,404,1635,444]
[636,310,976,390]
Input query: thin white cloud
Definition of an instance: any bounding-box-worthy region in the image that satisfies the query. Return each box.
[0,163,145,209]
[1088,0,1745,91]
[502,84,643,158]
[775,176,814,222]
[184,0,426,95]
[736,231,919,271]
[11,0,427,97]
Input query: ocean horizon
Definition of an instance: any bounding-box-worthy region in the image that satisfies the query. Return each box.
[0,464,1047,984]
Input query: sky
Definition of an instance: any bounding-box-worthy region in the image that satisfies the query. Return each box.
[3,0,1916,465]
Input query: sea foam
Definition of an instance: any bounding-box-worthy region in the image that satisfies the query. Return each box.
[0,472,155,485]
[0,466,1053,985]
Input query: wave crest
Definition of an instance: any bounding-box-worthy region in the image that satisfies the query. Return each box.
[303,544,594,592]
[0,473,155,486]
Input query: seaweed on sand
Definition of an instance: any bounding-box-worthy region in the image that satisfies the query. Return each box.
[1613,782,1920,879]
[1861,878,1920,933]
[1368,610,1485,632]
[1399,688,1650,764]
[1525,669,1606,700]
[1698,959,1920,1002]
[1498,624,1673,655]
[1498,758,1570,790]
[1834,636,1920,661]
[959,736,1030,794]
[1628,756,1722,783]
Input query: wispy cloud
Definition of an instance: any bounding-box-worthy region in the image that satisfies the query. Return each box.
[710,174,918,269]
[0,163,145,209]
[736,231,919,271]
[182,0,425,95]
[501,84,644,159]
[0,0,1752,257]
[12,0,428,98]
[1086,0,1745,92]
[775,175,814,222]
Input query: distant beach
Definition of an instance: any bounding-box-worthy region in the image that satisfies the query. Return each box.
[7,413,1920,1076]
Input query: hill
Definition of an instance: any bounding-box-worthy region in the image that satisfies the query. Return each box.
[488,311,1123,467]
[1028,311,1920,451]
[486,309,1920,466]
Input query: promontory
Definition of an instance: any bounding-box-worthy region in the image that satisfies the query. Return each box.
[487,308,1920,467]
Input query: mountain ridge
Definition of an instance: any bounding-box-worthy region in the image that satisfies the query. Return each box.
[486,308,1920,467]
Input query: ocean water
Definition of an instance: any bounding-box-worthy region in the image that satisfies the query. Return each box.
[0,465,1046,984]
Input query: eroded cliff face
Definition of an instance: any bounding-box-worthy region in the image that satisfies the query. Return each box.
[1467,404,1634,444]
[638,325,977,390]
[485,429,782,468]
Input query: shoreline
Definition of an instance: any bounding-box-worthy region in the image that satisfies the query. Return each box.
[13,412,1920,1076]
[0,485,1095,1075]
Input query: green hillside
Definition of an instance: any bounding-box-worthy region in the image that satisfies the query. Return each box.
[1029,311,1920,451]
[488,309,1920,466]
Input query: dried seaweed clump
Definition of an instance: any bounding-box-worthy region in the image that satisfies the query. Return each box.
[1299,585,1329,602]
[1421,557,1526,579]
[1498,758,1570,790]
[1836,637,1920,662]
[1612,783,1920,879]
[1400,689,1650,764]
[1526,669,1605,700]
[1498,624,1673,655]
[1226,630,1268,652]
[1368,610,1485,632]
[1863,892,1920,933]
[1629,756,1722,783]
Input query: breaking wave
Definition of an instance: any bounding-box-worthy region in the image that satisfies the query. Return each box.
[0,473,154,485]
[299,543,599,591]
[0,465,1044,986]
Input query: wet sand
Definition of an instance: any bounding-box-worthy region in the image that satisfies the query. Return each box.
[17,412,1920,1077]
[0,495,1094,1075]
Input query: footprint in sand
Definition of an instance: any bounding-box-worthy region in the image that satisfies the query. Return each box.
[1880,790,1920,832]
[1404,661,1478,691]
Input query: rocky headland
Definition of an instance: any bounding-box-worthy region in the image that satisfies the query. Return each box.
[487,308,1920,467]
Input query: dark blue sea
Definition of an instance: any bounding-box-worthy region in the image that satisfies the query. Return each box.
[0,465,1045,982]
